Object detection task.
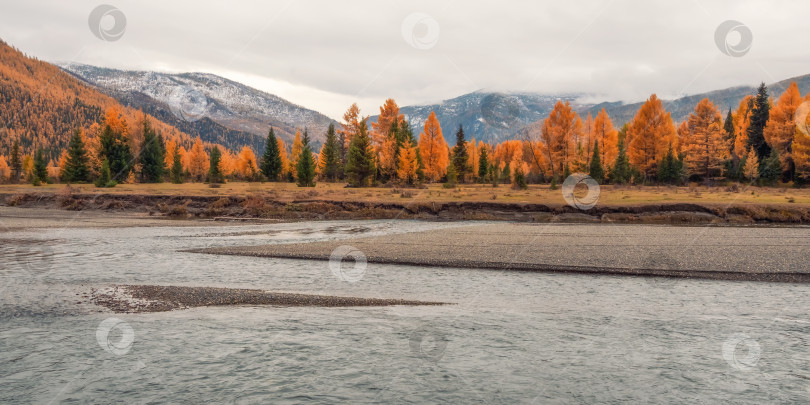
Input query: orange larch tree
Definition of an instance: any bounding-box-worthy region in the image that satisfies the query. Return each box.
[371,99,404,147]
[541,100,582,179]
[575,112,595,171]
[289,130,303,180]
[417,111,449,182]
[627,94,677,178]
[277,137,289,179]
[340,103,362,148]
[397,142,419,184]
[377,135,399,179]
[793,94,810,180]
[236,146,259,179]
[493,140,523,170]
[764,82,803,177]
[0,155,9,182]
[467,136,479,176]
[681,98,729,178]
[186,137,209,181]
[732,95,754,159]
[592,108,618,169]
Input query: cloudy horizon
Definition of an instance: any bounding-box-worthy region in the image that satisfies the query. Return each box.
[3,0,809,120]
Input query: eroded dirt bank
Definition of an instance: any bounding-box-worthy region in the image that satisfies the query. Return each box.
[3,191,810,224]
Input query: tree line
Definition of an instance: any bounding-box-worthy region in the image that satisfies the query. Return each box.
[2,81,810,188]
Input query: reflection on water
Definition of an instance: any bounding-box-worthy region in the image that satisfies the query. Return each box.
[1,219,809,403]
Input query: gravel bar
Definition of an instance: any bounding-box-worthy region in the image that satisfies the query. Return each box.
[91,285,449,313]
[191,223,810,283]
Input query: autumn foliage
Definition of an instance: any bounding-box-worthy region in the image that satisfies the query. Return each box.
[627,94,678,178]
[417,112,449,182]
[3,30,810,188]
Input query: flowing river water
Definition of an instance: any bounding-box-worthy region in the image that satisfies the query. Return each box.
[1,219,809,404]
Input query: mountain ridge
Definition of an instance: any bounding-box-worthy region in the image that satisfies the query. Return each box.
[58,63,337,148]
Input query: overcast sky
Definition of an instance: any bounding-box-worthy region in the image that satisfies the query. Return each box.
[2,1,810,119]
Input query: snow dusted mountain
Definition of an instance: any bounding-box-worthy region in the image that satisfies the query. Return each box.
[373,91,583,144]
[59,63,336,148]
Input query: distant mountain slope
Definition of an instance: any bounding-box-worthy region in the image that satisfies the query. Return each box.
[370,91,582,144]
[582,74,810,126]
[0,39,216,161]
[95,89,265,153]
[59,63,337,146]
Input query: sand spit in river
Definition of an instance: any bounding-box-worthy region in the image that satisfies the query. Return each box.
[90,285,449,313]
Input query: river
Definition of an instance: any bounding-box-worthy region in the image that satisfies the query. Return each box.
[1,219,809,404]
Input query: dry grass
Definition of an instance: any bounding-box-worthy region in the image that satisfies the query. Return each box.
[1,181,809,206]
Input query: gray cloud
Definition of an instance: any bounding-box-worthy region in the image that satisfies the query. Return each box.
[2,0,809,119]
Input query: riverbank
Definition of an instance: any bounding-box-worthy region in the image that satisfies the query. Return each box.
[2,187,810,224]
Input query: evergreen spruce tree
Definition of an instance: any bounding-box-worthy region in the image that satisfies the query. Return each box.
[657,143,681,184]
[10,140,21,183]
[95,159,115,188]
[451,125,470,182]
[98,124,133,181]
[489,164,499,187]
[208,146,224,183]
[500,161,511,184]
[443,162,458,188]
[171,147,184,184]
[478,146,489,182]
[344,121,376,187]
[747,83,772,163]
[588,140,604,183]
[139,120,166,183]
[62,129,90,183]
[32,148,48,185]
[512,164,528,190]
[321,123,341,181]
[610,137,632,184]
[296,129,316,187]
[723,109,734,140]
[759,149,782,184]
[260,127,282,181]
